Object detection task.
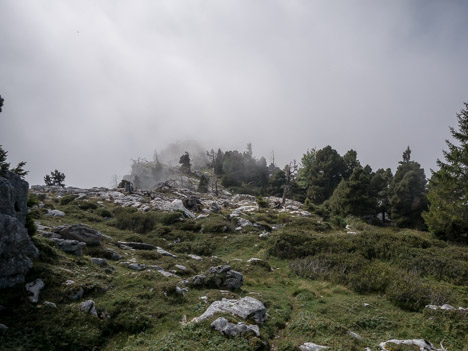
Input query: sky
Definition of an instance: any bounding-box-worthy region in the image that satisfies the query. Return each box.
[1,0,468,188]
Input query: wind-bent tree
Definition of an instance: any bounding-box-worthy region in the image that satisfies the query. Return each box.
[423,102,468,243]
[44,169,66,187]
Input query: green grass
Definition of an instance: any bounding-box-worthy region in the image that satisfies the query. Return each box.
[0,191,467,351]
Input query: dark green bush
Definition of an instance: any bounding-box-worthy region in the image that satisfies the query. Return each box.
[77,201,98,210]
[59,194,78,205]
[98,208,113,218]
[27,193,40,207]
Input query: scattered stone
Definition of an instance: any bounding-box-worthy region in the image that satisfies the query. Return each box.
[80,300,98,317]
[91,258,108,267]
[234,217,253,228]
[65,285,84,301]
[128,263,146,271]
[379,339,444,351]
[299,342,329,351]
[200,296,208,304]
[193,296,268,324]
[174,264,187,272]
[146,265,178,277]
[118,241,156,250]
[189,265,243,290]
[188,254,202,261]
[64,280,75,286]
[47,209,65,217]
[440,304,456,311]
[258,231,270,239]
[171,199,195,218]
[363,303,371,307]
[211,317,260,337]
[50,238,86,256]
[347,330,362,341]
[53,224,110,246]
[43,301,57,308]
[0,171,39,289]
[25,278,45,303]
[156,247,177,258]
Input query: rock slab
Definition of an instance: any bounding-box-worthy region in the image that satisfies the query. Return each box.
[0,171,38,289]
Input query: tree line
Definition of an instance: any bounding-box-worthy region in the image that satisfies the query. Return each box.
[193,102,468,243]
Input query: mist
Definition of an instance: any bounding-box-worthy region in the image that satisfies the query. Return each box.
[1,0,468,188]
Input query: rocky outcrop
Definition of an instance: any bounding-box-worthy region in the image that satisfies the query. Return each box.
[0,171,38,289]
[52,224,110,246]
[379,339,445,351]
[211,317,260,337]
[193,296,267,324]
[189,265,243,290]
[299,343,329,351]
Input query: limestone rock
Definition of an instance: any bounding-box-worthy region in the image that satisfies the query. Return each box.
[25,278,45,304]
[118,241,156,250]
[50,238,86,256]
[53,224,110,246]
[211,317,260,337]
[193,296,267,324]
[44,301,57,308]
[379,339,444,351]
[299,342,329,351]
[46,209,65,217]
[91,258,108,267]
[171,199,195,218]
[0,171,38,289]
[80,300,98,317]
[189,265,243,290]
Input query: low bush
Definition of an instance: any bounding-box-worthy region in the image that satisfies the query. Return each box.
[59,194,78,206]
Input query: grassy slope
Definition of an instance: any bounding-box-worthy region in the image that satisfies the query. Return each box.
[0,193,467,351]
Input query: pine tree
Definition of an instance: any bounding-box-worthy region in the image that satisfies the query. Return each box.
[390,147,427,229]
[423,102,468,243]
[179,152,191,173]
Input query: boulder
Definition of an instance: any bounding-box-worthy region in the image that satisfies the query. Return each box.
[43,301,57,308]
[53,224,110,246]
[193,296,267,324]
[25,278,45,304]
[50,238,86,256]
[379,339,444,351]
[299,343,329,351]
[91,258,107,267]
[118,241,156,250]
[80,300,98,317]
[0,171,38,289]
[189,265,243,290]
[46,209,65,217]
[171,199,195,218]
[211,317,260,337]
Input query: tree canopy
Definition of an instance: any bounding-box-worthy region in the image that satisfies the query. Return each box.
[423,102,468,243]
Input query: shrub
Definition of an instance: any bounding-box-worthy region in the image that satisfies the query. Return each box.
[256,195,269,208]
[59,194,78,205]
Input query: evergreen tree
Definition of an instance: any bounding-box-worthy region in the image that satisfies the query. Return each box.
[268,168,286,197]
[197,174,209,193]
[179,152,191,173]
[342,149,361,180]
[390,147,427,229]
[304,146,345,204]
[423,102,468,243]
[328,165,375,217]
[370,168,393,222]
[44,169,66,187]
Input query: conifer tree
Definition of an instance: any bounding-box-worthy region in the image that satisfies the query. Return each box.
[423,102,468,243]
[390,147,427,229]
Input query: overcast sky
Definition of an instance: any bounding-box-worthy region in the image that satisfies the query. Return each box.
[1,0,468,187]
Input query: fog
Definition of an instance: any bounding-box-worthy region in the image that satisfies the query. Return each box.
[1,0,468,187]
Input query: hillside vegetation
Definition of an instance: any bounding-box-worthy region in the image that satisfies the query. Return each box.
[0,185,466,351]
